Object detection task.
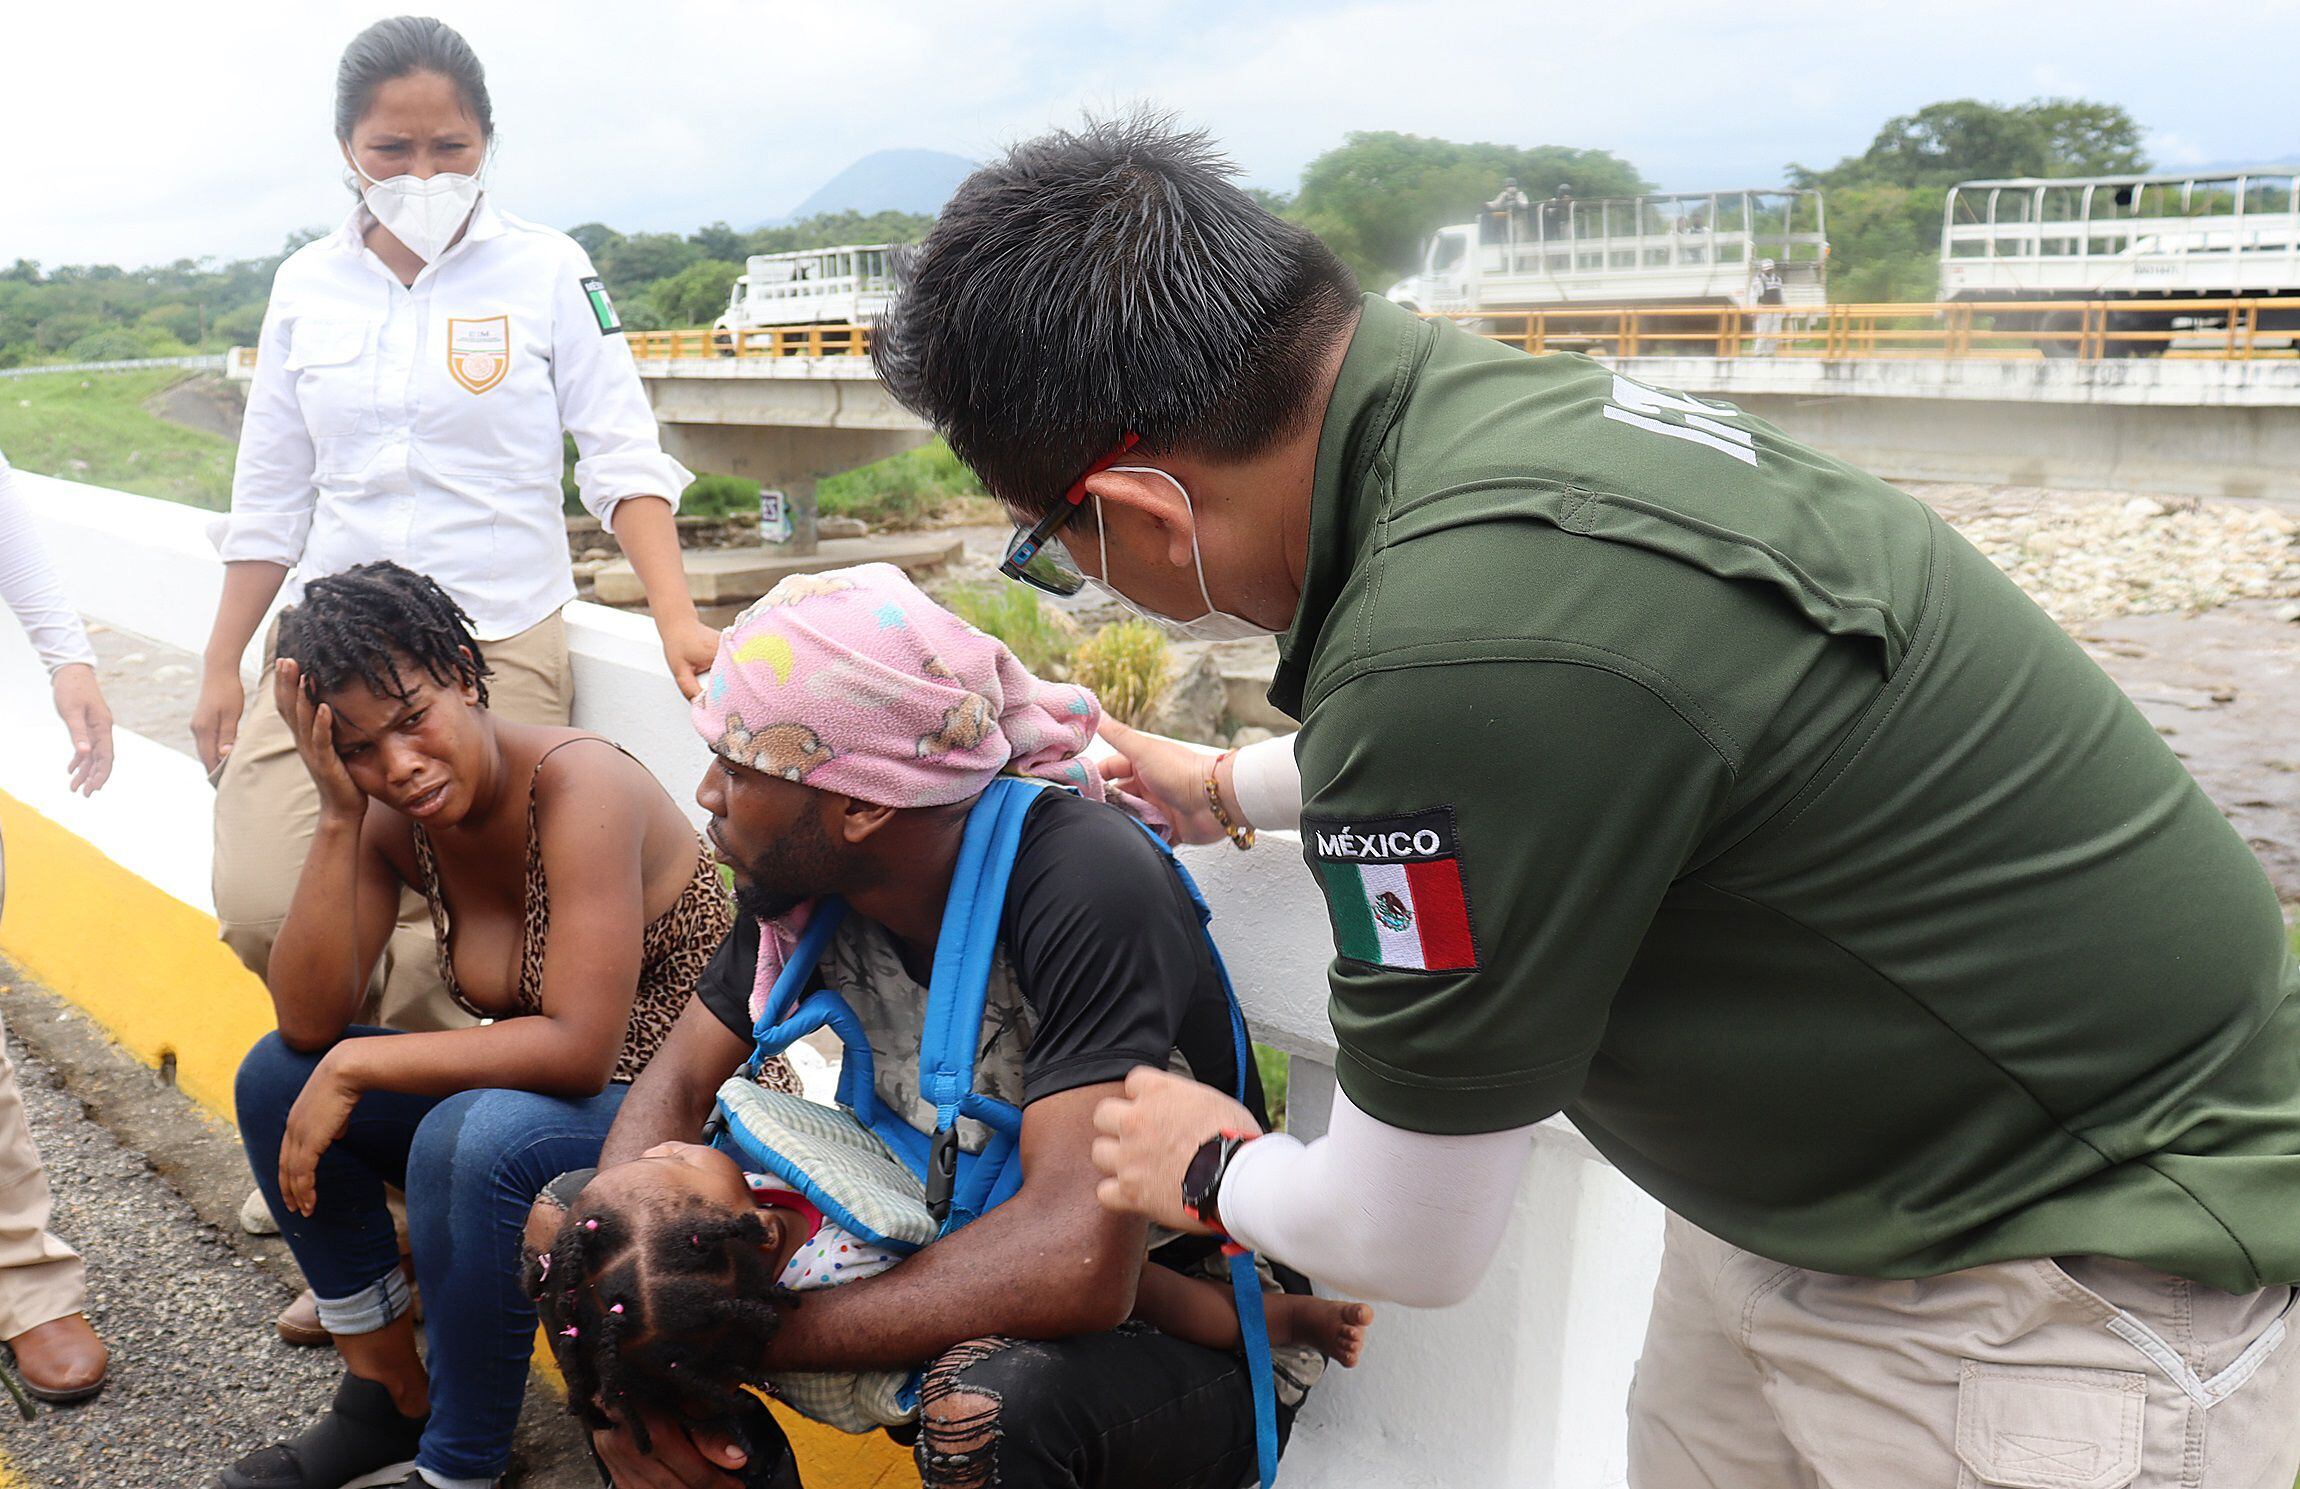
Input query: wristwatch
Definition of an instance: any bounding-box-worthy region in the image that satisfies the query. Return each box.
[1179,1130,1257,1236]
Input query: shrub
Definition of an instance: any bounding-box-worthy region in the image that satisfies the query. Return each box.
[944,582,1078,676]
[681,473,764,519]
[61,327,151,363]
[1071,620,1171,726]
[818,440,989,530]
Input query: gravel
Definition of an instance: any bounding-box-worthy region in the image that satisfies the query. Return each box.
[0,1015,343,1487]
[1905,483,2300,627]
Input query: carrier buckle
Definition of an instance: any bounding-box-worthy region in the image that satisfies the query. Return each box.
[925,1126,960,1224]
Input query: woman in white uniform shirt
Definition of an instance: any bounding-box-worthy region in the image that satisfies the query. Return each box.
[196,16,714,1041]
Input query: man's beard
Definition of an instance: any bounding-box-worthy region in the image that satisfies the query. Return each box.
[728,809,845,924]
[734,880,809,923]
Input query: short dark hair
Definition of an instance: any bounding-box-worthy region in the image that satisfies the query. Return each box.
[872,111,1358,518]
[334,16,494,142]
[277,561,490,709]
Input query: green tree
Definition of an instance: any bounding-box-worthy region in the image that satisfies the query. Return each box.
[1816,186,1943,302]
[140,303,205,345]
[599,232,704,292]
[213,302,268,344]
[742,210,935,257]
[1289,131,1648,285]
[1791,97,2147,191]
[35,312,99,354]
[648,259,744,327]
[567,222,625,261]
[687,221,750,261]
[1789,97,2150,301]
[2027,99,2150,176]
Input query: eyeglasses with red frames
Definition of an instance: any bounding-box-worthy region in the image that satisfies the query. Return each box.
[999,432,1142,596]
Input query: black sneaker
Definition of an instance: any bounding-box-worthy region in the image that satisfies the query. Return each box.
[215,1372,428,1489]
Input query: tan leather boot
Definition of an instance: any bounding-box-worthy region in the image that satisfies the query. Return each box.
[7,1314,108,1403]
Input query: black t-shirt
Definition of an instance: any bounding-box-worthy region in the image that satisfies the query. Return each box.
[696,788,1266,1119]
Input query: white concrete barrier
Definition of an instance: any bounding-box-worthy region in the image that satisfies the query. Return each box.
[0,476,1665,1488]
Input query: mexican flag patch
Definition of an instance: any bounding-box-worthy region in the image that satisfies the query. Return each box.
[581,275,622,335]
[1305,808,1479,973]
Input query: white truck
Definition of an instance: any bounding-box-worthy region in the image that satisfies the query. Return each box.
[712,244,898,350]
[1939,168,2300,354]
[1386,188,1829,316]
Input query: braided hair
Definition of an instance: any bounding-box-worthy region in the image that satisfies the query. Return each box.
[276,561,491,709]
[529,1192,796,1451]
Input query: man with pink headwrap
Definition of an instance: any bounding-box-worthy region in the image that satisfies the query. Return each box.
[557,566,1327,1489]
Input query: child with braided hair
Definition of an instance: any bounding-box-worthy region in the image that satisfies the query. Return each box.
[532,1139,1371,1469]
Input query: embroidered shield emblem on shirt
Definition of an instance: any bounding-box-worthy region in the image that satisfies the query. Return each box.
[446,314,510,394]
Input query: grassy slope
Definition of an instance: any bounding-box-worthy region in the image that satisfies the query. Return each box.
[0,370,235,510]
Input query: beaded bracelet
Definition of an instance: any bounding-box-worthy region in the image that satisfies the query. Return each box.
[1205,749,1255,851]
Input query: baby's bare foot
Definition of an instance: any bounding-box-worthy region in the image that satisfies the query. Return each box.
[1268,1295,1375,1367]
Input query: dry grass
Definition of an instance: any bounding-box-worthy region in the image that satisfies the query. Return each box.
[1072,619,1172,726]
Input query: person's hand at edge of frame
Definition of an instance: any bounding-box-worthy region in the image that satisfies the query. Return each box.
[1091,1065,1263,1234]
[661,616,721,702]
[50,663,112,796]
[1094,719,1230,847]
[191,660,243,778]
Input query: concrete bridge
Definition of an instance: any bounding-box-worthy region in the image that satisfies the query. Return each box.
[626,337,2300,508]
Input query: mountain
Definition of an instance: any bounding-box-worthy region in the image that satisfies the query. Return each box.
[781,149,978,222]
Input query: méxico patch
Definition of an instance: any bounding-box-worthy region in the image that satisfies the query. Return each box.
[1304,808,1479,973]
[581,276,623,335]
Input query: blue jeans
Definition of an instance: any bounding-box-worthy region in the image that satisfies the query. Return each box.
[236,1029,628,1482]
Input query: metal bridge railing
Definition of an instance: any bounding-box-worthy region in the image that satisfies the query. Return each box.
[608,297,2300,367]
[625,323,874,360]
[1440,297,2300,361]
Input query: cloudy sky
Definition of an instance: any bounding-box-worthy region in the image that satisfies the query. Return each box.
[8,0,2298,268]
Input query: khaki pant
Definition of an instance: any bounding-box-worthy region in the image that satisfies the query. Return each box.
[1629,1214,2300,1489]
[211,610,574,1032]
[0,1011,84,1341]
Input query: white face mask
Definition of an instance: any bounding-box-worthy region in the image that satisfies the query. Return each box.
[1095,466,1275,643]
[349,154,484,263]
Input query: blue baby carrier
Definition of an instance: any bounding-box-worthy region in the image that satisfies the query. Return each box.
[711,777,1283,1488]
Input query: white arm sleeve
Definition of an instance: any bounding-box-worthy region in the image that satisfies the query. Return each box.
[1229,732,1302,832]
[1218,1085,1535,1307]
[0,460,97,674]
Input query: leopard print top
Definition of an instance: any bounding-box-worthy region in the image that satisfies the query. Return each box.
[409,736,763,1085]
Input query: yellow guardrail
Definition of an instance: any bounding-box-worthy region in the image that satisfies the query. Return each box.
[626,323,875,359]
[624,297,2300,365]
[1435,296,2300,361]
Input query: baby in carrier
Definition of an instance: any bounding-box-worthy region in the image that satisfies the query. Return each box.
[531,1138,1370,1459]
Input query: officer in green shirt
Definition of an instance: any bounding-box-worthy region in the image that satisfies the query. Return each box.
[871,116,2300,1488]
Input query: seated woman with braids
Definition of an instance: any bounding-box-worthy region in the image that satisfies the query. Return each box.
[220,561,790,1489]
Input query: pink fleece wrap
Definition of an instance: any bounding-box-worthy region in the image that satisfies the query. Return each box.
[692,565,1127,1025]
[692,563,1107,809]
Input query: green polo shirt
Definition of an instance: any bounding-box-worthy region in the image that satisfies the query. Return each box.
[1279,294,2300,1291]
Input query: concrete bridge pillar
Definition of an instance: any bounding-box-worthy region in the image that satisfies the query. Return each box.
[654,423,930,555]
[639,370,935,558]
